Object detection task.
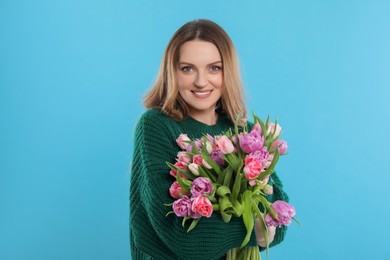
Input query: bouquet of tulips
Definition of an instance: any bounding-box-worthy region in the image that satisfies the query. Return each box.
[166,114,298,259]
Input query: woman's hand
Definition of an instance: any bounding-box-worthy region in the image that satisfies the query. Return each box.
[255,216,276,247]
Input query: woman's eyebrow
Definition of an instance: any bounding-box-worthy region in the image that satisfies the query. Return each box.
[178,61,222,66]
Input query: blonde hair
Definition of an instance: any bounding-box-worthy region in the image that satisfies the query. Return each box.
[144,19,247,125]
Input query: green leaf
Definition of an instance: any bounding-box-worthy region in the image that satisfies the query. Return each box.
[176,171,190,194]
[192,141,198,153]
[187,218,200,233]
[221,210,232,223]
[223,166,233,187]
[226,153,240,171]
[231,171,242,203]
[232,200,243,217]
[253,194,278,220]
[292,216,302,227]
[198,166,213,181]
[219,196,233,211]
[217,167,227,183]
[234,115,240,138]
[234,115,243,156]
[252,112,266,134]
[265,114,270,131]
[216,186,231,197]
[166,161,176,170]
[219,196,233,223]
[252,200,269,256]
[241,190,254,248]
[182,216,190,227]
[202,152,222,176]
[274,117,278,135]
[165,211,174,217]
[179,169,196,181]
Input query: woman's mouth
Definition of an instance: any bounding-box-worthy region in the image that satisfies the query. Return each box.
[191,90,212,98]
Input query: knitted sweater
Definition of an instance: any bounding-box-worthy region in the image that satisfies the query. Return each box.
[130,109,289,260]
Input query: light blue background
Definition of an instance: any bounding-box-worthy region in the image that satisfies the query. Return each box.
[1,0,389,259]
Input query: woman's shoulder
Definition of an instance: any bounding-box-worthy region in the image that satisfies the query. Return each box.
[135,108,180,137]
[139,108,169,121]
[136,108,176,127]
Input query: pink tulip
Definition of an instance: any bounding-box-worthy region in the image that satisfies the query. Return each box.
[192,154,203,166]
[249,180,257,186]
[272,140,288,154]
[243,155,262,180]
[169,161,188,179]
[177,151,192,165]
[169,181,189,199]
[176,134,191,150]
[264,153,274,169]
[252,123,262,135]
[191,196,213,218]
[217,136,235,154]
[267,123,281,138]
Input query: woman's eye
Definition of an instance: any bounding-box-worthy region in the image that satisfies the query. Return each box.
[181,66,193,72]
[210,66,222,72]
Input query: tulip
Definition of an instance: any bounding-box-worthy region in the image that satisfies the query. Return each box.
[176,134,191,150]
[188,163,200,176]
[265,200,296,227]
[217,135,235,154]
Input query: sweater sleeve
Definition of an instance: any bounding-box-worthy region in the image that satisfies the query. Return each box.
[131,112,258,259]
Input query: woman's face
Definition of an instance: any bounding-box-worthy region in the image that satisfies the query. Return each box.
[176,40,223,122]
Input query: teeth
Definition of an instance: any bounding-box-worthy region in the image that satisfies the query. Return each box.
[194,91,211,96]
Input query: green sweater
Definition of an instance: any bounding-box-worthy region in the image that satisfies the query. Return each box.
[130,109,289,259]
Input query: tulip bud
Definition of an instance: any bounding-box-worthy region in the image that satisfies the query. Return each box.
[217,135,235,154]
[205,141,213,154]
[267,123,281,138]
[176,134,191,150]
[202,158,212,169]
[271,140,288,155]
[188,163,199,176]
[263,184,273,195]
[249,180,257,186]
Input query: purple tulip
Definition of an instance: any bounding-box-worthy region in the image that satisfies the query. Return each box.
[272,140,288,155]
[186,139,202,152]
[239,130,264,154]
[250,147,270,168]
[265,200,296,227]
[172,196,192,217]
[190,177,214,197]
[210,147,225,166]
[252,123,262,135]
[205,134,215,145]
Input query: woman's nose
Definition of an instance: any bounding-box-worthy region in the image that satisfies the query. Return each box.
[194,71,208,88]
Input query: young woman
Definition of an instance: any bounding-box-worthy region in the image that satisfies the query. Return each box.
[130,19,289,259]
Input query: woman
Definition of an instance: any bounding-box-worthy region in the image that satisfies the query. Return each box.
[130,19,289,259]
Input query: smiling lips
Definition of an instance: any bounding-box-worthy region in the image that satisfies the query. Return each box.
[191,90,213,98]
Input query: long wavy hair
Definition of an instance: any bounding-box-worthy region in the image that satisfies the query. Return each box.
[144,19,247,125]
